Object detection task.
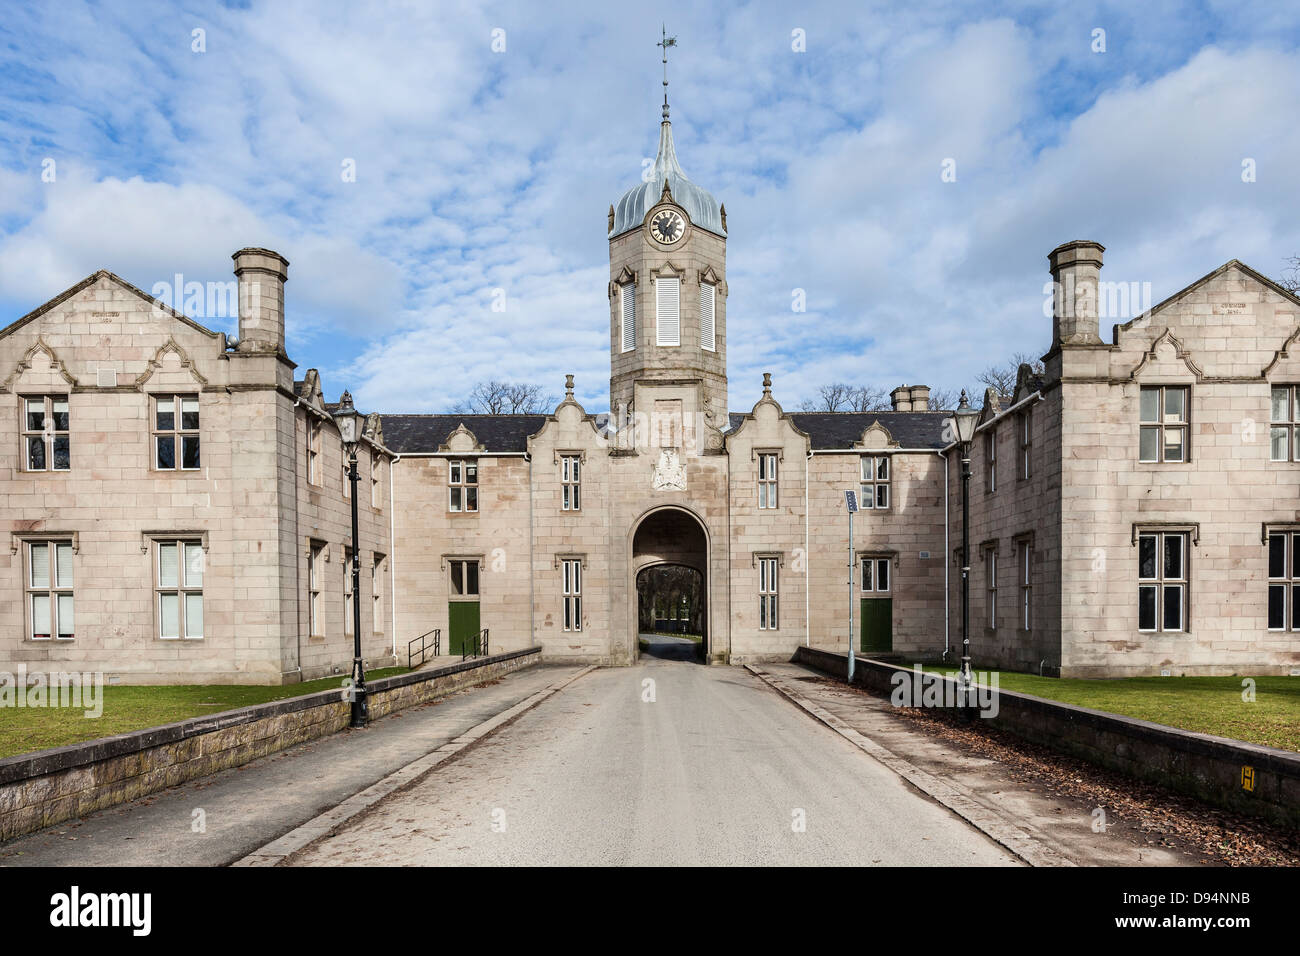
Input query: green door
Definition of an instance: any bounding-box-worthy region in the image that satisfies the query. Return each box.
[860,598,893,654]
[449,601,481,655]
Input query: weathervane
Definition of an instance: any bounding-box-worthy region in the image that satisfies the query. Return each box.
[658,25,677,120]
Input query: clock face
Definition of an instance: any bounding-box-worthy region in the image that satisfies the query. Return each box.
[650,209,685,244]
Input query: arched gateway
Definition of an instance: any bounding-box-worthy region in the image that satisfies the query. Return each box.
[631,506,710,661]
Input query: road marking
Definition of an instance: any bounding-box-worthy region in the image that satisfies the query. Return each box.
[745,664,1073,868]
[232,666,596,867]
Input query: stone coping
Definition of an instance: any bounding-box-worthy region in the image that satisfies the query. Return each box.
[0,646,541,787]
[795,647,1300,779]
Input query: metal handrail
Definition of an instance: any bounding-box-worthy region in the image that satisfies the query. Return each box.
[462,627,490,661]
[407,628,440,668]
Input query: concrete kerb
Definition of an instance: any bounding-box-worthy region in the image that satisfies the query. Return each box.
[745,664,1071,868]
[233,665,597,866]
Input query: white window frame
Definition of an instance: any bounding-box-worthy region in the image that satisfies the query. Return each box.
[26,540,74,640]
[1139,385,1189,463]
[758,452,778,509]
[860,556,891,594]
[308,542,324,637]
[700,281,716,352]
[758,557,779,630]
[985,548,998,630]
[859,455,890,509]
[22,395,70,472]
[1269,385,1300,462]
[562,558,582,632]
[449,459,478,513]
[621,282,636,352]
[1267,532,1299,631]
[153,393,201,471]
[307,419,321,485]
[561,455,582,511]
[373,554,385,634]
[1018,539,1032,631]
[157,538,204,639]
[1138,531,1187,633]
[655,275,680,347]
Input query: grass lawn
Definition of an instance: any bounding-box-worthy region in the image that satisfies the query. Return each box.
[0,667,409,760]
[914,664,1300,752]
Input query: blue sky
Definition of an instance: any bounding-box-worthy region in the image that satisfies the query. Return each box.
[2,1,1300,413]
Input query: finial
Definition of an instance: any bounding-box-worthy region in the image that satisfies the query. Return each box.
[762,372,772,396]
[338,390,354,412]
[658,25,677,121]
[565,374,575,398]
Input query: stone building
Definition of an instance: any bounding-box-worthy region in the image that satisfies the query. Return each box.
[2,105,1298,682]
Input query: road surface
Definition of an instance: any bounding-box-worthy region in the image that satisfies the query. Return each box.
[289,657,1018,866]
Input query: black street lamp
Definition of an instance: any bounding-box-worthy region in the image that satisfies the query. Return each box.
[952,390,980,694]
[335,391,368,729]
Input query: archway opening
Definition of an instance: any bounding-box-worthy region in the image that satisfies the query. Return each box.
[632,508,708,663]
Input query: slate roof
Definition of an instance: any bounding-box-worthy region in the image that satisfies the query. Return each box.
[377,410,951,454]
[786,412,952,450]
[379,414,548,454]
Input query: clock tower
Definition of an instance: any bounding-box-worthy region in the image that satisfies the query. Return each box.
[607,79,728,452]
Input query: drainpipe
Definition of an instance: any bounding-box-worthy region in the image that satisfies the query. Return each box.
[389,453,400,659]
[527,452,535,649]
[288,395,303,679]
[942,448,949,661]
[805,448,812,647]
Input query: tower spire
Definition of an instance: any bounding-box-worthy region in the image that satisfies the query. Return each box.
[658,25,676,121]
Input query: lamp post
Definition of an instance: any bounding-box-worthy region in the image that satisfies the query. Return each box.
[845,490,858,683]
[952,391,980,695]
[335,391,368,729]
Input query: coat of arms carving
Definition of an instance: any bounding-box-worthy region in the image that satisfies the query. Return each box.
[652,448,687,491]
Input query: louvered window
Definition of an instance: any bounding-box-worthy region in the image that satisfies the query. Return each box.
[656,277,680,346]
[621,283,636,352]
[700,282,716,352]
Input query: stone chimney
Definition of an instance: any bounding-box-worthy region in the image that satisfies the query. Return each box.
[1048,240,1104,346]
[909,385,930,411]
[890,385,913,411]
[233,248,290,353]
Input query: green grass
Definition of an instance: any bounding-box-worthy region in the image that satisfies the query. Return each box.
[0,667,409,759]
[913,665,1300,752]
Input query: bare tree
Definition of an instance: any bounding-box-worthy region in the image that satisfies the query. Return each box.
[926,387,962,411]
[801,383,891,412]
[1280,256,1300,294]
[976,352,1045,397]
[452,380,556,415]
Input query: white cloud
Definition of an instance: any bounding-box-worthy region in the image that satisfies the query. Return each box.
[1,1,1298,412]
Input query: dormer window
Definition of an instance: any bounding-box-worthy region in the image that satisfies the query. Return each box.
[449,459,478,513]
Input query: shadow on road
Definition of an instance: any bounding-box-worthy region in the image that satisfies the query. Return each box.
[639,632,704,663]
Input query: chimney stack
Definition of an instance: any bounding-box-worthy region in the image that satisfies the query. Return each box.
[890,385,913,411]
[233,247,289,354]
[1048,240,1104,346]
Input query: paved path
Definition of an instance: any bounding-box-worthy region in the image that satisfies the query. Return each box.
[0,665,583,866]
[755,663,1200,866]
[639,631,702,662]
[287,658,1020,866]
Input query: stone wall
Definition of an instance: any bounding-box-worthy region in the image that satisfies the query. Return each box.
[795,646,1300,828]
[0,647,541,843]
